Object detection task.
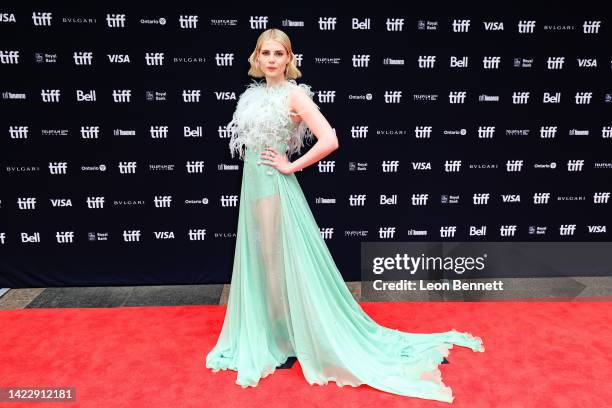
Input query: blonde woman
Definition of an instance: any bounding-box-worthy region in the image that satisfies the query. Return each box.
[205,28,484,403]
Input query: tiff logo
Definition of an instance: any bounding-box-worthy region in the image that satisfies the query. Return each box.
[582,20,601,34]
[81,126,100,139]
[118,161,137,174]
[352,54,370,67]
[0,50,19,64]
[559,224,576,236]
[145,52,164,65]
[41,89,60,102]
[220,195,238,207]
[86,197,105,208]
[32,11,52,26]
[188,229,206,241]
[417,55,436,68]
[56,231,75,243]
[533,193,550,204]
[386,18,404,31]
[320,227,334,239]
[49,162,68,174]
[452,19,470,32]
[106,14,126,28]
[186,161,205,173]
[318,17,337,30]
[384,91,402,103]
[154,196,172,207]
[123,230,141,242]
[415,126,432,138]
[518,20,536,33]
[318,160,335,172]
[216,53,234,66]
[73,51,93,65]
[9,125,29,139]
[379,227,396,238]
[179,15,198,29]
[17,197,37,209]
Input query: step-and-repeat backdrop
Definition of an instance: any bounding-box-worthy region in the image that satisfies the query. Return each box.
[1,5,610,287]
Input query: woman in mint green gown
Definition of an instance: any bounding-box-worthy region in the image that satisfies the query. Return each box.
[205,29,484,404]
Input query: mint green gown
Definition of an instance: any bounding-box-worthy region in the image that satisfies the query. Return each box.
[205,78,485,403]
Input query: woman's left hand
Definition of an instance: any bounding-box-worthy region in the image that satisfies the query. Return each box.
[258,147,294,174]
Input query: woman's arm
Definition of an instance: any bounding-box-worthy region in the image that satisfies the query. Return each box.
[286,87,339,173]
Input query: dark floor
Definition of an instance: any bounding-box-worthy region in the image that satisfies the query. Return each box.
[0,277,610,310]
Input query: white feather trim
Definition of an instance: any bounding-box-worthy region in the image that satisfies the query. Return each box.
[227,78,318,160]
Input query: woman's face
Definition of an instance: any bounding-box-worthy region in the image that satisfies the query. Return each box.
[258,39,291,79]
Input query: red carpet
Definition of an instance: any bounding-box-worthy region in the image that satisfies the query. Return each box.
[1,300,611,407]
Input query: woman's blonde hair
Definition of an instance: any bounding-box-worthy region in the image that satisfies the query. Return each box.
[247,28,302,79]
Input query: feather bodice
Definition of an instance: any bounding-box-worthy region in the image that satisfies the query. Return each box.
[227,78,318,161]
